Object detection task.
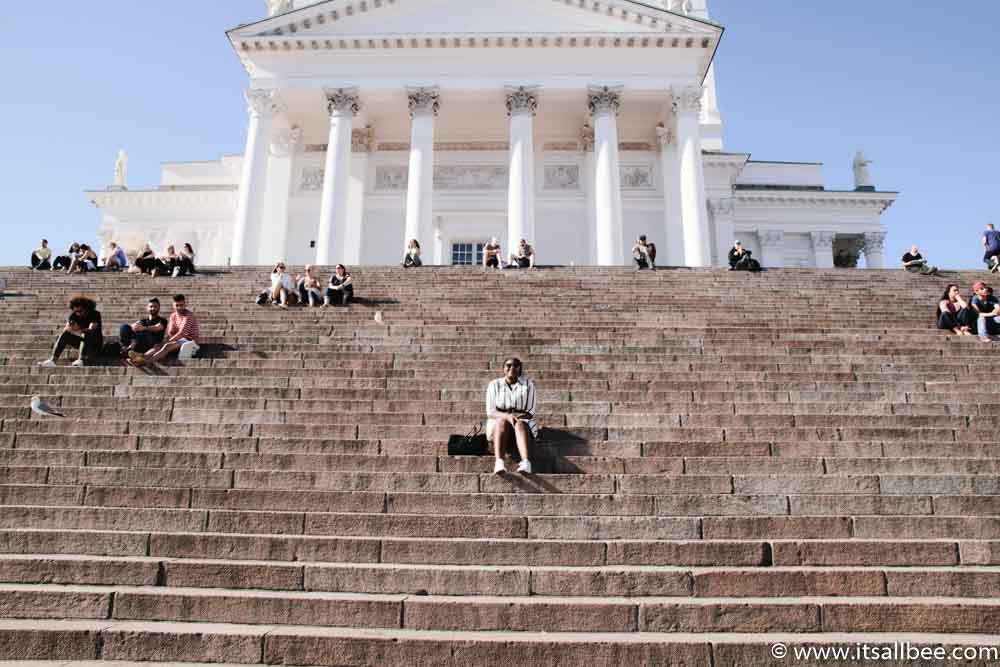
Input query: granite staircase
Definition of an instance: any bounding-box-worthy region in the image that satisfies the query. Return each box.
[0,266,998,666]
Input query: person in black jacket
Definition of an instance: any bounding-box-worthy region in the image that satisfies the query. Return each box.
[728,241,760,272]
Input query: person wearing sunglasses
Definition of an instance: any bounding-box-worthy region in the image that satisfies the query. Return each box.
[486,357,538,475]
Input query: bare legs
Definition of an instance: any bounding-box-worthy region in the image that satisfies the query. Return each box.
[492,419,532,464]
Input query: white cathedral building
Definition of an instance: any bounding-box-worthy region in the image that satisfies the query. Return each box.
[86,0,897,269]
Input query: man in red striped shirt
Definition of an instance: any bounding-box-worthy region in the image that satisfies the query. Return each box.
[130,294,201,366]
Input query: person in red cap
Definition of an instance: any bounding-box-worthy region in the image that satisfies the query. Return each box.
[970,281,1000,342]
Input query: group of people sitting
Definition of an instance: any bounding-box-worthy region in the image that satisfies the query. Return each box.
[30,239,196,277]
[133,243,197,277]
[257,263,354,308]
[38,293,201,368]
[402,238,537,269]
[937,281,1000,342]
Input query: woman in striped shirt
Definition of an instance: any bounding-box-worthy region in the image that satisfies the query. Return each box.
[486,357,538,475]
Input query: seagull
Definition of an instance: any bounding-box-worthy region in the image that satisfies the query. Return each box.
[30,395,64,418]
[374,310,384,324]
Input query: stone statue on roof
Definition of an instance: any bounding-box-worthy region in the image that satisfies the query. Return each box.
[266,0,292,17]
[853,150,874,190]
[113,149,128,189]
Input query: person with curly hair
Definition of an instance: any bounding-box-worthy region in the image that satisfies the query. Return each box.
[39,295,103,368]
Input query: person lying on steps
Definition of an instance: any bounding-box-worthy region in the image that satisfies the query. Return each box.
[487,357,538,475]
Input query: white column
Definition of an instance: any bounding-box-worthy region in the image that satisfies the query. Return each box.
[433,217,446,265]
[811,231,836,269]
[588,86,625,266]
[506,86,539,248]
[404,87,439,256]
[316,88,360,266]
[258,126,302,264]
[862,231,887,269]
[758,230,785,268]
[581,125,598,265]
[657,124,685,266]
[231,89,279,266]
[708,197,736,267]
[673,85,712,267]
[345,126,373,265]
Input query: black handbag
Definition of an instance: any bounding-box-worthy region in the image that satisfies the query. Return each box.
[448,423,489,456]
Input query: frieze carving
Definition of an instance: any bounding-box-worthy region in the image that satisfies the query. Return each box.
[620,165,655,190]
[758,230,785,248]
[325,87,361,117]
[810,231,837,249]
[620,142,653,152]
[434,166,508,190]
[544,165,581,190]
[270,126,303,158]
[587,85,623,117]
[544,141,581,152]
[352,126,374,153]
[506,86,539,117]
[300,167,325,191]
[708,197,736,216]
[246,89,280,118]
[375,166,409,190]
[671,85,704,114]
[407,87,440,118]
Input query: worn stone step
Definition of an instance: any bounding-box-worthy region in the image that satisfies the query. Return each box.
[2,618,999,666]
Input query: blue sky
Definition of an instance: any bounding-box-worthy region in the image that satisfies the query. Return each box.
[0,0,996,267]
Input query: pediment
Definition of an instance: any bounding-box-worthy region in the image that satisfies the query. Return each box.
[231,0,722,39]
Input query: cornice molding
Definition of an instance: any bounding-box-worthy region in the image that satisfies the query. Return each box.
[737,191,898,212]
[235,33,714,53]
[86,189,239,210]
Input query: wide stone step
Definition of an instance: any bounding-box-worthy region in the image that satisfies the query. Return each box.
[1,618,999,666]
[2,555,1000,597]
[5,584,1000,635]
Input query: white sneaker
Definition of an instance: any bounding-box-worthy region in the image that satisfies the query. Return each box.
[493,459,506,475]
[516,460,533,475]
[172,266,181,278]
[71,359,85,367]
[38,359,56,368]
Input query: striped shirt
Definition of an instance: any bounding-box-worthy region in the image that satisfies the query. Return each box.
[167,310,201,343]
[486,376,539,437]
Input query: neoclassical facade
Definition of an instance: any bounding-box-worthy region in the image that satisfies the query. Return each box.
[86,0,896,268]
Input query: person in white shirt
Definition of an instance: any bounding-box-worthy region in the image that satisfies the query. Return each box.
[266,262,298,308]
[31,239,52,270]
[486,357,539,475]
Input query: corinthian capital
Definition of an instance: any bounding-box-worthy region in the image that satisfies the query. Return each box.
[861,231,887,253]
[810,231,837,250]
[505,86,539,117]
[325,87,361,118]
[245,89,281,118]
[587,85,623,117]
[671,85,704,114]
[270,126,303,158]
[407,87,440,118]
